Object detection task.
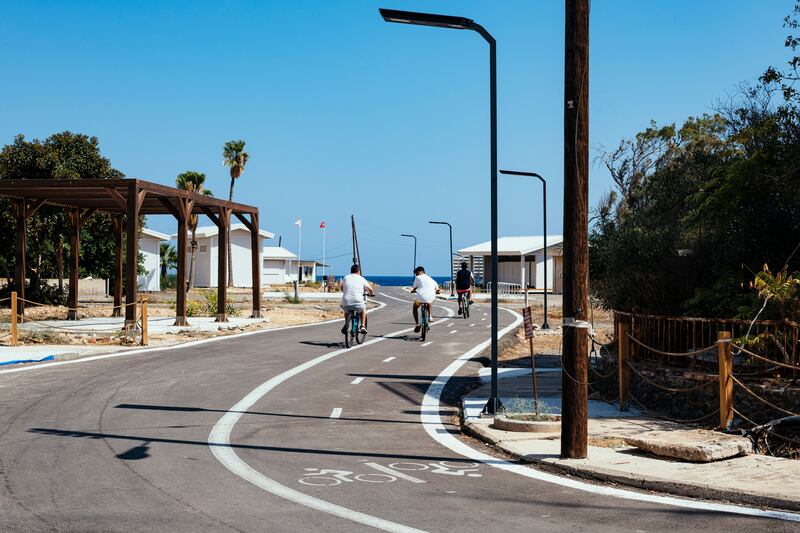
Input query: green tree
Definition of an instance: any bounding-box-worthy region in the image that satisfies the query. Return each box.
[175,171,212,289]
[222,140,249,287]
[160,243,178,282]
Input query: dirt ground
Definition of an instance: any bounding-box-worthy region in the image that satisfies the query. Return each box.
[497,305,614,366]
[0,298,346,348]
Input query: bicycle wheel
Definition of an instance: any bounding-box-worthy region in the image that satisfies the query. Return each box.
[464,297,470,318]
[356,313,367,344]
[421,307,428,341]
[344,315,351,348]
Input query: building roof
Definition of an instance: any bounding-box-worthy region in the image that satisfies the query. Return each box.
[141,228,171,241]
[262,246,298,260]
[171,223,274,240]
[458,235,564,256]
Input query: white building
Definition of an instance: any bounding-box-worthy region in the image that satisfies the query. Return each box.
[458,235,564,293]
[261,246,324,286]
[138,228,171,292]
[173,223,274,288]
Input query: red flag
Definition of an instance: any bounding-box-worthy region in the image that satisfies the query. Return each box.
[320,221,326,229]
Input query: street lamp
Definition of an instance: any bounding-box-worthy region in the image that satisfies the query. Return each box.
[400,233,417,275]
[429,221,454,297]
[380,8,500,414]
[499,169,551,329]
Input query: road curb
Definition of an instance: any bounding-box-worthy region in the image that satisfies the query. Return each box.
[461,419,800,512]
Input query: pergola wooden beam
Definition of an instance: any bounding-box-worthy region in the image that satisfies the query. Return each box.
[0,178,261,324]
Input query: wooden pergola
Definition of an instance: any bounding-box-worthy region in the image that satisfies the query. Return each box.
[0,178,262,325]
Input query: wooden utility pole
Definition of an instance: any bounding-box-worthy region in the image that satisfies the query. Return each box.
[561,0,590,459]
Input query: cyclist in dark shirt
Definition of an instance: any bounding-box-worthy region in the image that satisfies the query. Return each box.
[455,262,475,314]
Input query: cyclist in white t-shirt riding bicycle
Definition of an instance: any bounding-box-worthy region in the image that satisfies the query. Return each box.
[341,264,374,334]
[410,266,440,333]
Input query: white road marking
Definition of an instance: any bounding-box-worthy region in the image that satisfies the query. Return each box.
[447,323,454,327]
[378,292,412,303]
[420,308,800,523]
[382,357,396,363]
[481,317,486,321]
[469,324,476,327]
[351,377,364,385]
[1,299,389,376]
[209,301,455,533]
[449,330,458,334]
[364,463,426,484]
[421,342,433,347]
[330,408,342,419]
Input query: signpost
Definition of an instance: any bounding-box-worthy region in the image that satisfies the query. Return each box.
[522,306,539,411]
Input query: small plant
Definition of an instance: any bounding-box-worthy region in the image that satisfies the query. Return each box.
[19,329,68,344]
[501,396,556,420]
[201,289,241,317]
[185,299,203,317]
[283,291,302,304]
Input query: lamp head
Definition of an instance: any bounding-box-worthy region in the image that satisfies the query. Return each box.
[380,8,475,30]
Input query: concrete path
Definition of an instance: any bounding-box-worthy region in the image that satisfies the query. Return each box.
[464,369,800,511]
[0,288,796,532]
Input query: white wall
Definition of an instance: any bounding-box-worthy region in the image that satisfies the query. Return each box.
[189,231,262,288]
[534,255,555,291]
[263,259,288,285]
[138,236,161,292]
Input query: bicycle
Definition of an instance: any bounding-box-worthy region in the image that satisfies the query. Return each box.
[343,296,368,348]
[419,303,430,341]
[457,290,470,319]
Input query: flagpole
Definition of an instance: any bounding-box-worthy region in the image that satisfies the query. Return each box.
[322,224,326,289]
[298,222,302,281]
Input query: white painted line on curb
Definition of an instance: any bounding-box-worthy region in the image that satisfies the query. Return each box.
[420,308,800,524]
[382,357,396,363]
[421,342,433,347]
[351,377,364,385]
[330,408,342,419]
[208,301,455,533]
[364,462,426,484]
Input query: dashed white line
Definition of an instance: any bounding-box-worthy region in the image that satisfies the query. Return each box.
[421,341,433,347]
[351,377,364,385]
[469,324,476,327]
[447,323,454,327]
[449,330,458,334]
[382,356,396,363]
[330,408,342,419]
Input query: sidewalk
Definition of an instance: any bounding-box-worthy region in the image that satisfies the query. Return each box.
[462,368,800,511]
[1,316,268,366]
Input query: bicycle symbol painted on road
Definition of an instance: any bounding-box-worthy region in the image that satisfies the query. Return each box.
[298,461,482,487]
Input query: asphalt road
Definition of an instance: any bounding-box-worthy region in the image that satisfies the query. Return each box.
[0,287,794,532]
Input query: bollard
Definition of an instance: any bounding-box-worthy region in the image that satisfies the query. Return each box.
[10,291,18,346]
[294,280,299,301]
[617,318,630,411]
[141,296,148,346]
[718,331,733,429]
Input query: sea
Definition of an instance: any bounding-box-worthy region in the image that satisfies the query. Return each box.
[317,275,450,287]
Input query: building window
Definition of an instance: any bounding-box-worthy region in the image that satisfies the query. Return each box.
[199,244,208,253]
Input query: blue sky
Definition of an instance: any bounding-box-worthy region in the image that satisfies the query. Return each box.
[0,1,791,276]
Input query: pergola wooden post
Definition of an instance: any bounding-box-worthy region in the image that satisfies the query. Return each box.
[216,206,230,322]
[67,208,80,320]
[13,199,27,316]
[234,211,262,318]
[112,216,124,318]
[125,182,144,327]
[172,197,193,326]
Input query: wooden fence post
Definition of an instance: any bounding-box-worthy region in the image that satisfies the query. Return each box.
[141,296,148,346]
[617,317,630,411]
[10,291,18,346]
[718,331,733,429]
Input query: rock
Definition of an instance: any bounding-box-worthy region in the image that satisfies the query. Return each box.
[623,429,751,462]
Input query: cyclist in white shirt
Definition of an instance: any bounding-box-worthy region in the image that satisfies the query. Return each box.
[410,266,440,333]
[341,264,374,334]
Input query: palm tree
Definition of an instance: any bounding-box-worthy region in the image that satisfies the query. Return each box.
[175,171,212,289]
[222,140,249,287]
[160,243,178,284]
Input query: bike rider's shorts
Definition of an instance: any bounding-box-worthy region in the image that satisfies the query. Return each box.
[341,303,366,312]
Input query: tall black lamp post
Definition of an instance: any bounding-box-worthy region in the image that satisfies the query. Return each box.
[429,221,454,296]
[380,8,500,414]
[499,169,550,329]
[400,233,417,274]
